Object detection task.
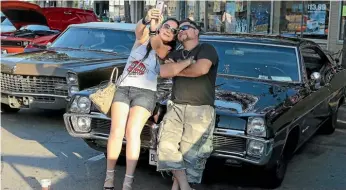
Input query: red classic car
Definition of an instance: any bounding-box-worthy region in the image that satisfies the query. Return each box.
[1,1,99,54]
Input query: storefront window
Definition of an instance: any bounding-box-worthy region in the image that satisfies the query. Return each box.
[112,0,125,23]
[186,1,205,29]
[302,1,329,39]
[222,1,249,33]
[145,0,178,19]
[340,1,346,40]
[249,1,271,34]
[207,1,224,32]
[207,1,271,34]
[277,1,329,39]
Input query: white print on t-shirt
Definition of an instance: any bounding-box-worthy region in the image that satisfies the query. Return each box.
[127,60,148,76]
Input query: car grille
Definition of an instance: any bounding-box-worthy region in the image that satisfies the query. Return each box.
[0,73,68,96]
[213,134,246,153]
[91,118,246,153]
[91,118,152,147]
[1,40,24,47]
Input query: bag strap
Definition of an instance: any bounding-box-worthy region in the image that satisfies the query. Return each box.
[109,67,119,83]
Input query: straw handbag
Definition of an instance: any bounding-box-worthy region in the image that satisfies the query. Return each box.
[89,67,119,115]
[89,56,145,115]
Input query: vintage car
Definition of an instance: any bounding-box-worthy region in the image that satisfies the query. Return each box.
[0,22,137,113]
[0,1,99,54]
[63,33,346,188]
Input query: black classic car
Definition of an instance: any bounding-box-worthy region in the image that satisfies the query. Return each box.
[63,33,346,188]
[1,22,137,113]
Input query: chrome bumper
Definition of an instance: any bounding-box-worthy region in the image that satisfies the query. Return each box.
[64,112,274,166]
[1,92,68,110]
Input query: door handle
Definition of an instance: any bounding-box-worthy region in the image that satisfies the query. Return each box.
[64,12,72,15]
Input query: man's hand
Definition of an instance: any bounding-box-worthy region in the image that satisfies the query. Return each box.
[164,58,176,64]
[160,58,193,78]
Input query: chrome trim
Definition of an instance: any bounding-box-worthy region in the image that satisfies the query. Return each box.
[1,91,67,98]
[295,47,302,82]
[213,150,245,157]
[201,39,298,49]
[214,128,272,143]
[64,113,274,165]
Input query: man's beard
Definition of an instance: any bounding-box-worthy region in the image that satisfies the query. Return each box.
[179,35,193,42]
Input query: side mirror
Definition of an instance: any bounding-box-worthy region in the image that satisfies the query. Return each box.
[310,72,322,90]
[46,42,52,48]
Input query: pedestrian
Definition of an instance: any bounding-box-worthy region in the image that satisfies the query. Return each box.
[103,9,193,190]
[156,18,219,190]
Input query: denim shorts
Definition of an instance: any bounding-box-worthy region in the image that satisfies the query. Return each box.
[113,86,157,113]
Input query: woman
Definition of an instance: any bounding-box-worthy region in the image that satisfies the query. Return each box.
[103,9,193,190]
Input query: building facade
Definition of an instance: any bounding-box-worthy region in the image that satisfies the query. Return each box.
[33,0,344,55]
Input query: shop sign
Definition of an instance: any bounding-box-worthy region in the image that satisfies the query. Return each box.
[305,3,327,35]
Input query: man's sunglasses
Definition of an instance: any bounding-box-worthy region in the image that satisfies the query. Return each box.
[162,23,179,35]
[179,25,197,31]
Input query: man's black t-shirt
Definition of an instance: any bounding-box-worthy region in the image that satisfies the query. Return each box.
[166,43,219,106]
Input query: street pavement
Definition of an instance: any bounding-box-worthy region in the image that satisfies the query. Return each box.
[1,109,346,190]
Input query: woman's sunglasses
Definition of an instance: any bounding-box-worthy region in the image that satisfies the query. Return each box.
[162,23,179,35]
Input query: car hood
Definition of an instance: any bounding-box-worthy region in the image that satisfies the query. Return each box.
[1,1,85,31]
[76,75,301,115]
[214,76,301,115]
[1,1,47,30]
[0,49,128,77]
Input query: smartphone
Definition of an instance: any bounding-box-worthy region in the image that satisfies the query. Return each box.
[156,0,165,15]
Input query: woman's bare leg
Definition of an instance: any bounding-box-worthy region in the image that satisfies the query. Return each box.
[104,102,130,188]
[122,106,151,189]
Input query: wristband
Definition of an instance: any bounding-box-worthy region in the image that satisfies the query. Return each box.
[149,29,157,36]
[142,17,150,25]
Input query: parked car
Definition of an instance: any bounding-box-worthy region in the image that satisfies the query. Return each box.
[63,34,346,188]
[0,22,137,113]
[0,1,99,54]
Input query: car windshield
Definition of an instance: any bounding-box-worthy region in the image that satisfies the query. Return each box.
[1,18,13,26]
[208,41,300,82]
[51,27,136,54]
[19,25,50,31]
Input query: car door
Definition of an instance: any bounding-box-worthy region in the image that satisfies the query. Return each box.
[299,45,332,141]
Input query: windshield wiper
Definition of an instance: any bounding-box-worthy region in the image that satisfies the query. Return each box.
[87,48,118,55]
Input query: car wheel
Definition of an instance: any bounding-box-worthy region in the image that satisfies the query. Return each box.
[263,154,287,189]
[1,103,20,113]
[320,106,339,135]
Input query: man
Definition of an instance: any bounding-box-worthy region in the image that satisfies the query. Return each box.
[157,19,219,190]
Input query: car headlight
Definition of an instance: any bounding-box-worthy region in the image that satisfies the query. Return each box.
[70,96,91,113]
[69,86,79,95]
[246,117,266,137]
[71,116,91,133]
[67,73,78,84]
[23,41,29,46]
[247,140,265,157]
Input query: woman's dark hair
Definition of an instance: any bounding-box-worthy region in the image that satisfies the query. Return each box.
[142,18,179,61]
